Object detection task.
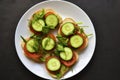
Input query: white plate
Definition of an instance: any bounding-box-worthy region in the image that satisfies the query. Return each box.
[15,0,96,79]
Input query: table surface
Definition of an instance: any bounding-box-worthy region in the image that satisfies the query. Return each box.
[0,0,120,80]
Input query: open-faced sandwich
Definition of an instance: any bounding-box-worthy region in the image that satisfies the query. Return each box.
[29,8,62,34]
[45,46,79,78]
[58,18,88,51]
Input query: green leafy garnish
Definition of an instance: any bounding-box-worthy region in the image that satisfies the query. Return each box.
[20,36,27,43]
[56,73,62,79]
[30,34,36,38]
[31,34,43,44]
[32,45,39,52]
[54,49,60,56]
[80,28,84,33]
[76,22,83,25]
[31,9,45,26]
[87,33,93,37]
[56,44,64,52]
[32,9,45,20]
[40,57,45,62]
[54,43,65,57]
[30,34,49,54]
[56,34,68,46]
[42,26,50,34]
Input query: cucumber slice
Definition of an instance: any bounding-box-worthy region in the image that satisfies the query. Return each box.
[32,19,45,32]
[60,47,73,61]
[45,14,58,29]
[70,35,83,48]
[47,58,61,71]
[42,37,55,50]
[26,39,39,53]
[61,22,74,36]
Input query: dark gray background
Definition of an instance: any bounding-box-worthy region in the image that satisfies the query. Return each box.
[0,0,120,80]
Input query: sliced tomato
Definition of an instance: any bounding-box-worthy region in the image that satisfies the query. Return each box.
[23,43,42,62]
[60,51,78,67]
[48,33,56,41]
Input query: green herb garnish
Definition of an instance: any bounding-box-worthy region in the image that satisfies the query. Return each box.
[44,37,51,49]
[56,73,62,79]
[54,49,60,56]
[42,26,50,34]
[40,57,45,62]
[31,9,45,26]
[80,28,84,33]
[32,9,45,20]
[76,22,83,25]
[20,36,27,43]
[30,34,36,38]
[56,34,68,46]
[56,44,64,52]
[87,33,93,37]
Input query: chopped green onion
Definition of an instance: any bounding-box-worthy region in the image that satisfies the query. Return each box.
[56,34,68,46]
[40,57,45,62]
[87,33,93,37]
[76,22,83,25]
